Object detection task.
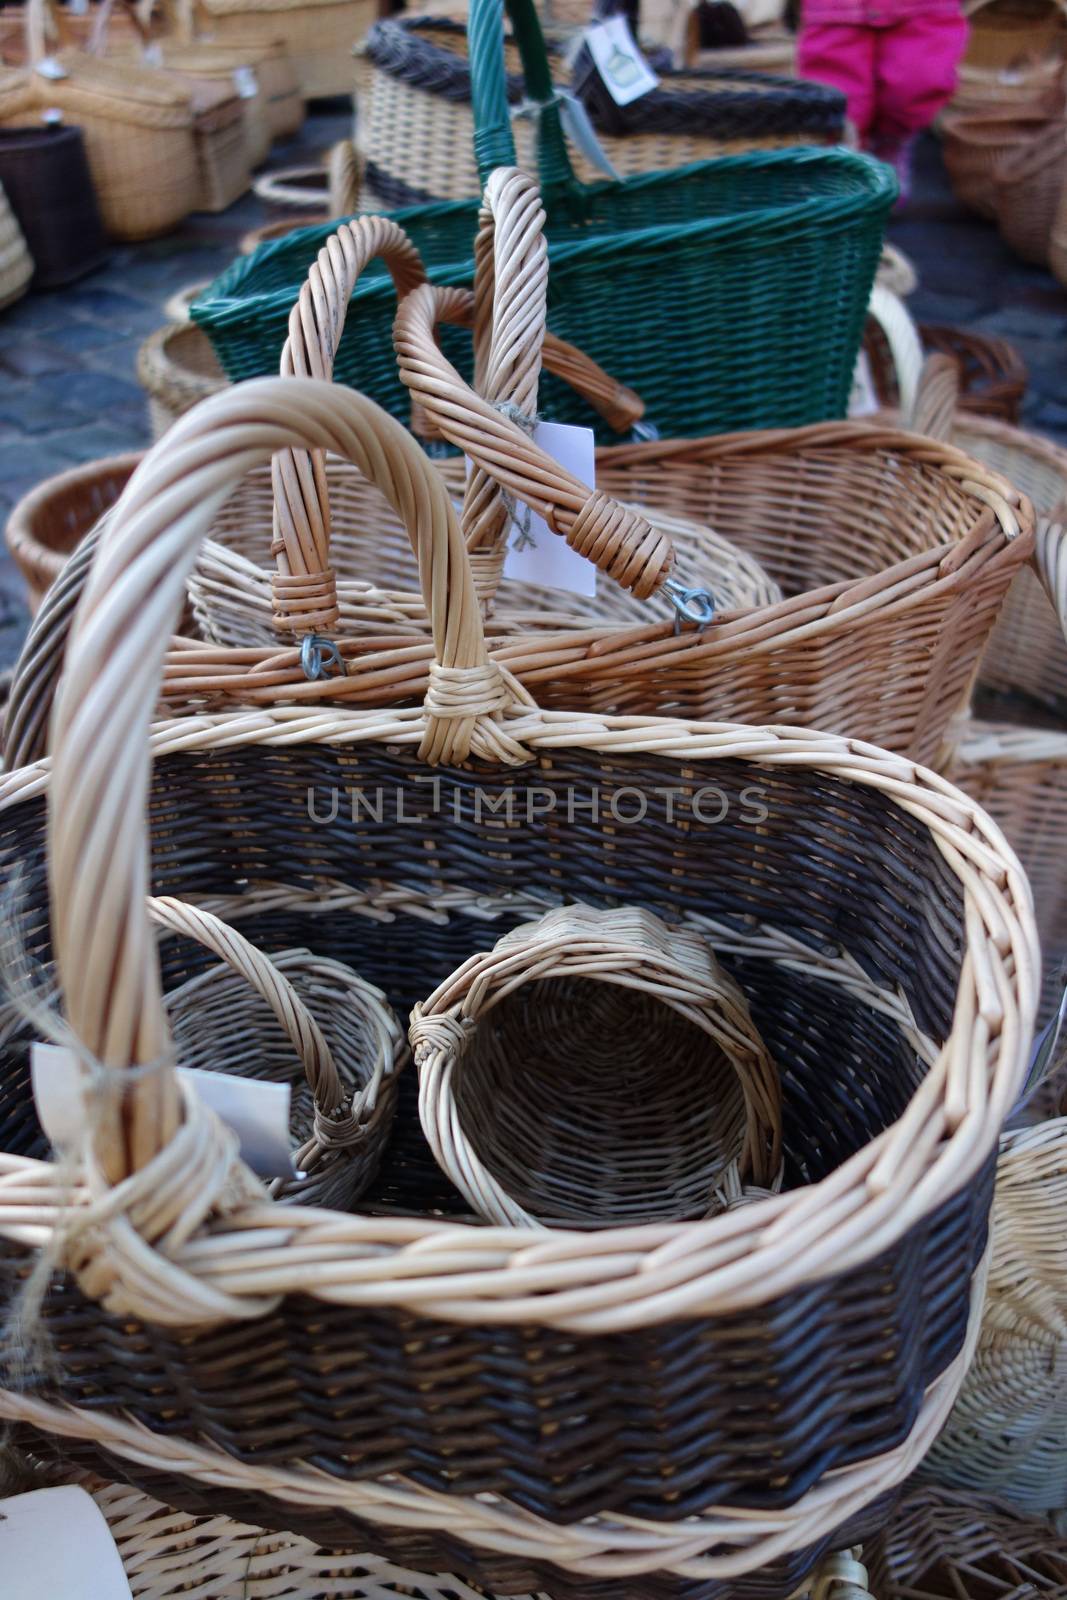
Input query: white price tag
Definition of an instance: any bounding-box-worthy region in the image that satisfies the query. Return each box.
[848,348,880,417]
[1,1487,132,1600]
[498,420,598,597]
[68,0,89,15]
[142,41,164,67]
[32,1042,296,1181]
[233,65,259,98]
[34,56,69,81]
[583,16,658,107]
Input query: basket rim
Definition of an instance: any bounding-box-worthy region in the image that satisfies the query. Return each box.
[192,146,896,332]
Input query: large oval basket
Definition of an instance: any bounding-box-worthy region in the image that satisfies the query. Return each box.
[0,377,1036,1600]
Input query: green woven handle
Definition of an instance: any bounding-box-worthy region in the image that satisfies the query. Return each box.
[469,0,578,193]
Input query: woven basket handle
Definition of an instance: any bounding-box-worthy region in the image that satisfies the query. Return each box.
[469,0,577,193]
[271,216,429,636]
[25,0,74,64]
[396,282,675,598]
[49,377,525,1182]
[910,353,959,443]
[274,207,656,625]
[148,896,345,1116]
[85,0,151,57]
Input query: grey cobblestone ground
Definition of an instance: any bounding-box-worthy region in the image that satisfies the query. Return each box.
[0,122,1064,670]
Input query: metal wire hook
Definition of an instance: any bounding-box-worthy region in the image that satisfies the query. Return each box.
[300,635,347,682]
[665,578,716,633]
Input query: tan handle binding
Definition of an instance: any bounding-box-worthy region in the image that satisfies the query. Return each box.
[147,895,344,1117]
[270,198,652,633]
[49,377,529,1183]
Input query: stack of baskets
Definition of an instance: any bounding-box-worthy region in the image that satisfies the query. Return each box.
[1,0,1063,1589]
[950,0,1067,118]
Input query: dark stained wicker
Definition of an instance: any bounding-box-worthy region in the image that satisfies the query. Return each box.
[0,125,108,290]
[0,735,993,1573]
[865,319,1028,424]
[867,1486,1067,1600]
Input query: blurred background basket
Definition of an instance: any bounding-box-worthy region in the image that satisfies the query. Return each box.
[0,177,32,309]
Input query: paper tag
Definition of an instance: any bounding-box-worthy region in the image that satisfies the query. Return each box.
[1,1487,133,1600]
[583,16,658,107]
[848,348,880,417]
[499,421,598,597]
[32,1042,295,1180]
[68,0,89,14]
[142,41,164,66]
[35,56,69,81]
[233,65,259,99]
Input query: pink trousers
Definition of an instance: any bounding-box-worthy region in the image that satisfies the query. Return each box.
[798,16,969,150]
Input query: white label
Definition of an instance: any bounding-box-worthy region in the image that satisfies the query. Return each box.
[500,420,598,597]
[34,56,68,81]
[233,65,259,99]
[142,41,164,66]
[848,348,880,417]
[583,16,658,107]
[68,0,89,14]
[32,1042,296,1181]
[1,1487,133,1600]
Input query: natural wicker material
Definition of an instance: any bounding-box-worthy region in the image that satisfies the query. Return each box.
[155,899,405,1207]
[1051,158,1067,283]
[951,0,1067,117]
[868,1485,1067,1599]
[0,375,1036,1591]
[940,108,1055,219]
[179,26,304,138]
[866,318,1027,424]
[5,1,200,240]
[145,41,274,168]
[355,17,842,205]
[137,321,226,438]
[0,123,108,289]
[411,902,783,1227]
[253,138,362,217]
[920,1118,1067,1516]
[3,452,140,611]
[186,77,250,211]
[0,177,31,309]
[189,0,378,98]
[947,716,1067,1024]
[994,117,1067,264]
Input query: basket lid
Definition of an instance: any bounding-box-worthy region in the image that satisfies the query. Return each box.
[33,49,195,128]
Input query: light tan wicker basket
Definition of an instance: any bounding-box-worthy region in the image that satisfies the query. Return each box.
[4,453,142,611]
[940,106,1055,218]
[166,0,305,138]
[952,0,1067,117]
[0,176,32,308]
[137,322,226,438]
[994,115,1067,264]
[411,902,783,1227]
[186,0,378,98]
[185,75,250,210]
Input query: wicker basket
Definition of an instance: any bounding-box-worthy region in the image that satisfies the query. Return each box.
[199,47,892,447]
[940,106,1056,217]
[166,8,305,139]
[1,0,201,241]
[865,317,1027,424]
[146,41,274,167]
[0,123,108,288]
[1052,155,1067,281]
[152,897,406,1207]
[412,902,783,1226]
[920,1116,1067,1516]
[355,16,842,206]
[4,452,141,611]
[0,177,32,309]
[137,321,227,437]
[952,0,1067,117]
[993,115,1067,263]
[187,76,251,209]
[186,0,379,98]
[0,372,1035,1596]
[868,1485,1067,1598]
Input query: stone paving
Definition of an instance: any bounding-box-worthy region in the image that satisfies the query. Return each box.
[0,119,1064,670]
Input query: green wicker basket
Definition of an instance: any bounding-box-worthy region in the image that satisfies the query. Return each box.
[193,0,893,441]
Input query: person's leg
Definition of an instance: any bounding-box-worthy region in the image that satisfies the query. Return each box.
[797,24,877,145]
[873,12,970,183]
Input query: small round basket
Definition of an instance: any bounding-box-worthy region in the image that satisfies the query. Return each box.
[155,897,407,1209]
[4,452,139,611]
[411,902,782,1227]
[137,322,226,440]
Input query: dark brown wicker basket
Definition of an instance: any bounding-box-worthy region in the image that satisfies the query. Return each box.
[0,124,108,290]
[865,319,1028,424]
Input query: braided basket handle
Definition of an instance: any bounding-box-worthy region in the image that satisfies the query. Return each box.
[272,217,429,636]
[49,377,527,1182]
[148,896,345,1116]
[271,207,649,631]
[396,281,675,599]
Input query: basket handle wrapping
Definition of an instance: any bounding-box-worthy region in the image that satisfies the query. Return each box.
[147,896,345,1117]
[49,377,529,1182]
[273,208,653,629]
[396,281,675,599]
[469,0,577,193]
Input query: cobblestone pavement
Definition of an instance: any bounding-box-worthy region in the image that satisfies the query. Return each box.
[0,121,1064,670]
